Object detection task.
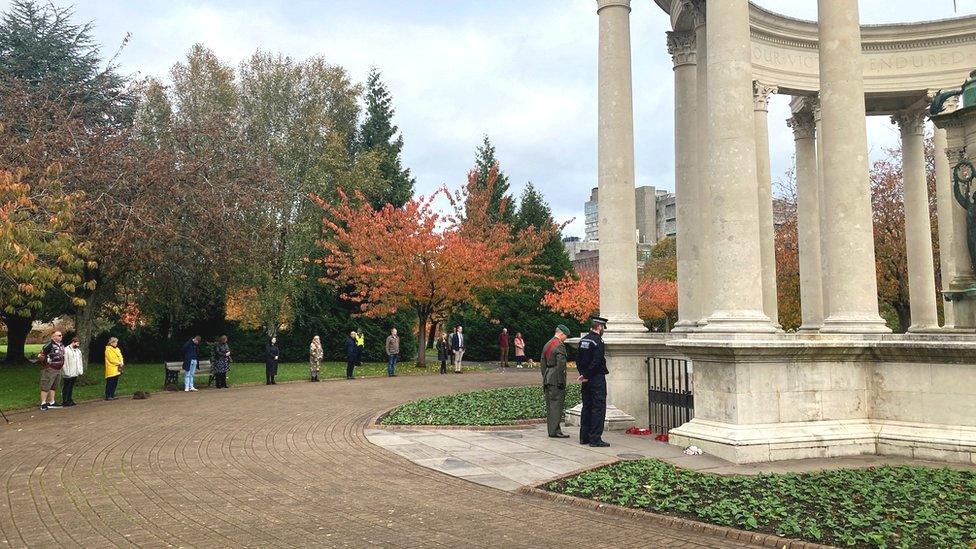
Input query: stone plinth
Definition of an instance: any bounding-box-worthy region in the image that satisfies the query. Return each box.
[563,403,636,432]
[666,334,976,464]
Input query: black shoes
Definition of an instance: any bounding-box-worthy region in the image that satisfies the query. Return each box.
[549,433,570,439]
[589,440,610,447]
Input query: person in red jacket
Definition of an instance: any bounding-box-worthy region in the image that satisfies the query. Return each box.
[498,328,510,367]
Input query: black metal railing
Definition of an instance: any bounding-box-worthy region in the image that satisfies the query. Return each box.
[646,357,694,433]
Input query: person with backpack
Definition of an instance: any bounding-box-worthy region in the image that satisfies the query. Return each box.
[38,331,66,410]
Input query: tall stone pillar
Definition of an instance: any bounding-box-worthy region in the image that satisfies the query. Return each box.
[753,81,780,329]
[595,0,644,333]
[934,126,958,328]
[700,0,774,333]
[893,109,939,332]
[813,98,830,318]
[693,2,712,326]
[815,0,889,333]
[669,30,700,332]
[788,109,824,332]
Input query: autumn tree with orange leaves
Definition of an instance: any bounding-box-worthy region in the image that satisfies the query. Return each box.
[542,238,679,330]
[315,165,546,367]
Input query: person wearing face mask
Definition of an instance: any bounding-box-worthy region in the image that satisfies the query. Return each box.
[60,337,84,406]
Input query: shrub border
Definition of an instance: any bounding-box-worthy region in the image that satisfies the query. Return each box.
[517,486,831,549]
[370,408,546,431]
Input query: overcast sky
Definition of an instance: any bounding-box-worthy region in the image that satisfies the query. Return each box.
[7,0,975,237]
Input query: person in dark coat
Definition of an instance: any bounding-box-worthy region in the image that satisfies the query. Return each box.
[576,317,609,447]
[436,333,450,375]
[181,335,201,392]
[265,337,280,385]
[345,331,358,379]
[212,336,232,389]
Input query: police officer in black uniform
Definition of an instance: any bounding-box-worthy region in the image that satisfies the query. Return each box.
[575,316,609,447]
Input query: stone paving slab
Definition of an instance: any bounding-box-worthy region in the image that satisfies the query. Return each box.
[368,417,976,493]
[0,371,760,548]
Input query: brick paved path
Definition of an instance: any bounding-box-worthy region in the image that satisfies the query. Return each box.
[0,372,761,548]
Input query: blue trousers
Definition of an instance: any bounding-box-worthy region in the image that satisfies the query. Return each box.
[105,375,120,399]
[387,354,399,376]
[184,359,198,390]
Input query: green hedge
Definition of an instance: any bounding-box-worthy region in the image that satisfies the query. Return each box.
[380,384,582,426]
[545,459,976,548]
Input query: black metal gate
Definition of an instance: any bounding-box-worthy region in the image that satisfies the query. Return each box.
[646,357,694,433]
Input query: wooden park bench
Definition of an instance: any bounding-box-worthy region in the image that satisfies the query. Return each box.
[163,360,213,389]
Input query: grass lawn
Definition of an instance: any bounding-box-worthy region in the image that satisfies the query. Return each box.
[545,459,976,548]
[0,343,43,358]
[0,360,480,412]
[380,384,582,426]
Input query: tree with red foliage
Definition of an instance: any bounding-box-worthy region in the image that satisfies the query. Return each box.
[315,165,546,366]
[542,263,678,329]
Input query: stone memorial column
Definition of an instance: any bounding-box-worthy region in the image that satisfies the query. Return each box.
[934,126,957,328]
[693,2,712,326]
[596,0,644,333]
[754,81,780,329]
[816,0,889,333]
[700,0,773,332]
[893,109,939,332]
[669,30,700,332]
[788,109,824,331]
[813,99,831,318]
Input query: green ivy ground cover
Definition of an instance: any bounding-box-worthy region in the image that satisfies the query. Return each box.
[380,384,582,426]
[545,459,976,548]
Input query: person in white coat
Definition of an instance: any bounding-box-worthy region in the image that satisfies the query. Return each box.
[60,337,84,407]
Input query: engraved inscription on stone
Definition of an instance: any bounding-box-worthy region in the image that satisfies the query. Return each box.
[864,51,969,73]
[751,44,817,71]
[752,42,975,78]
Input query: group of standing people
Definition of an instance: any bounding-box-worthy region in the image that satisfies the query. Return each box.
[434,325,471,374]
[37,331,84,410]
[496,328,527,368]
[540,316,610,447]
[181,335,233,390]
[37,331,124,410]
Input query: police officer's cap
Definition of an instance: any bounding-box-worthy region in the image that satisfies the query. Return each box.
[590,316,608,326]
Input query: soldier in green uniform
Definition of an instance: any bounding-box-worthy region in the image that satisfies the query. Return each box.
[541,324,572,438]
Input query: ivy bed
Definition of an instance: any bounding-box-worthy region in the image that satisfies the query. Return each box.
[379,384,582,426]
[544,458,976,548]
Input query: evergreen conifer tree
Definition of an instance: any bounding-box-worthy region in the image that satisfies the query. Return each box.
[0,0,132,125]
[357,68,414,208]
[471,135,514,223]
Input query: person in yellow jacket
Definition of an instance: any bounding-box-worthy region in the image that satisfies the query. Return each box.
[104,337,124,400]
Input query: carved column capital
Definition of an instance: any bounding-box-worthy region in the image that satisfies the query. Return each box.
[753,81,777,112]
[811,96,822,124]
[787,111,816,140]
[892,108,927,137]
[596,0,630,13]
[667,31,697,67]
[681,0,706,27]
